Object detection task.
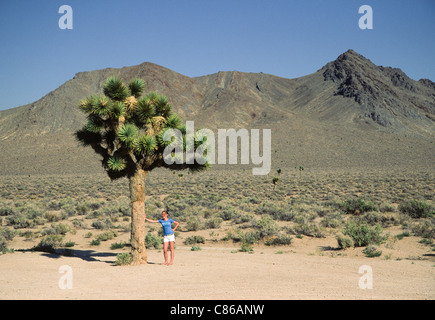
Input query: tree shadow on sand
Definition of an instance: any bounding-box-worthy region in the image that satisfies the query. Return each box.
[19,247,158,265]
[17,247,118,265]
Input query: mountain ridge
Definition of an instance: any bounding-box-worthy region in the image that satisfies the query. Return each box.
[1,50,434,175]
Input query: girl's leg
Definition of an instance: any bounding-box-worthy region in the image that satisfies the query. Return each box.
[169,241,175,265]
[163,241,169,265]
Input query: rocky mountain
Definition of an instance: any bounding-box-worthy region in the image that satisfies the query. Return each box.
[0,50,434,175]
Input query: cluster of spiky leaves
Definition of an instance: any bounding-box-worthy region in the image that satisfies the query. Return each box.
[76,76,209,179]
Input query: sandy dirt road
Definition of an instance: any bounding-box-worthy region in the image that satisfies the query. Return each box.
[0,244,433,300]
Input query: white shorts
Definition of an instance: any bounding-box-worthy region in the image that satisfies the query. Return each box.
[163,234,175,243]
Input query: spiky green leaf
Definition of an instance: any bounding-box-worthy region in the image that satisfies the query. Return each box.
[107,156,127,171]
[165,114,182,129]
[129,78,146,98]
[135,135,157,156]
[79,98,94,114]
[136,96,156,123]
[84,116,104,133]
[156,127,177,148]
[92,95,111,116]
[117,124,139,149]
[155,95,172,118]
[110,101,125,119]
[103,76,130,101]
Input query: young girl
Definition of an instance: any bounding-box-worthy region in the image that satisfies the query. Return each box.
[145,210,179,265]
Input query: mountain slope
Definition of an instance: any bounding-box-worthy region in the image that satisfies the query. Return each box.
[0,50,434,175]
[322,50,435,131]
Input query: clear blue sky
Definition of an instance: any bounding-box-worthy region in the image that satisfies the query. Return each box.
[0,0,434,110]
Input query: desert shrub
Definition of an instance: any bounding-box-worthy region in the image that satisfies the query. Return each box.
[61,204,77,217]
[342,222,387,247]
[44,211,62,222]
[363,245,382,257]
[87,199,104,210]
[116,252,132,265]
[359,211,397,228]
[254,202,294,221]
[42,223,71,236]
[110,241,127,250]
[145,232,162,249]
[379,203,395,213]
[336,234,354,249]
[219,206,237,221]
[396,231,410,240]
[72,219,87,229]
[320,214,343,228]
[64,241,76,247]
[337,198,377,215]
[19,202,44,218]
[293,211,316,224]
[92,219,113,230]
[274,210,296,222]
[0,227,17,241]
[0,204,17,216]
[184,235,206,245]
[240,242,253,253]
[95,230,117,241]
[265,234,293,246]
[255,201,281,216]
[75,202,91,216]
[292,223,325,238]
[33,235,64,253]
[204,216,223,229]
[4,201,45,229]
[6,214,36,229]
[407,219,435,239]
[244,196,261,204]
[224,229,243,242]
[399,200,434,218]
[117,197,131,216]
[90,239,101,246]
[0,236,8,253]
[239,231,259,252]
[253,216,279,238]
[163,195,187,216]
[46,200,61,211]
[185,216,202,231]
[232,212,254,224]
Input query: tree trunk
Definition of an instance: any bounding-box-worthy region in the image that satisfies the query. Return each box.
[129,167,147,265]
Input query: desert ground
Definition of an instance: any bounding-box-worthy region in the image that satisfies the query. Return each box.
[0,237,434,300]
[0,169,434,300]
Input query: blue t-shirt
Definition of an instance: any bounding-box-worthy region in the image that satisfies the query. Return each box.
[159,218,175,236]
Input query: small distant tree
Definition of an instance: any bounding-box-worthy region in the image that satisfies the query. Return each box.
[75,76,209,265]
[298,166,304,178]
[277,168,282,175]
[272,177,279,190]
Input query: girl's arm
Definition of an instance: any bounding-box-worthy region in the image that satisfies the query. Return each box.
[145,218,159,223]
[172,220,180,232]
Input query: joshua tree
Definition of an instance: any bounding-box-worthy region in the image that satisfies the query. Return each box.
[75,76,208,265]
[298,166,304,178]
[272,177,279,190]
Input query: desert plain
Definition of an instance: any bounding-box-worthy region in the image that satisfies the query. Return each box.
[1,169,434,300]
